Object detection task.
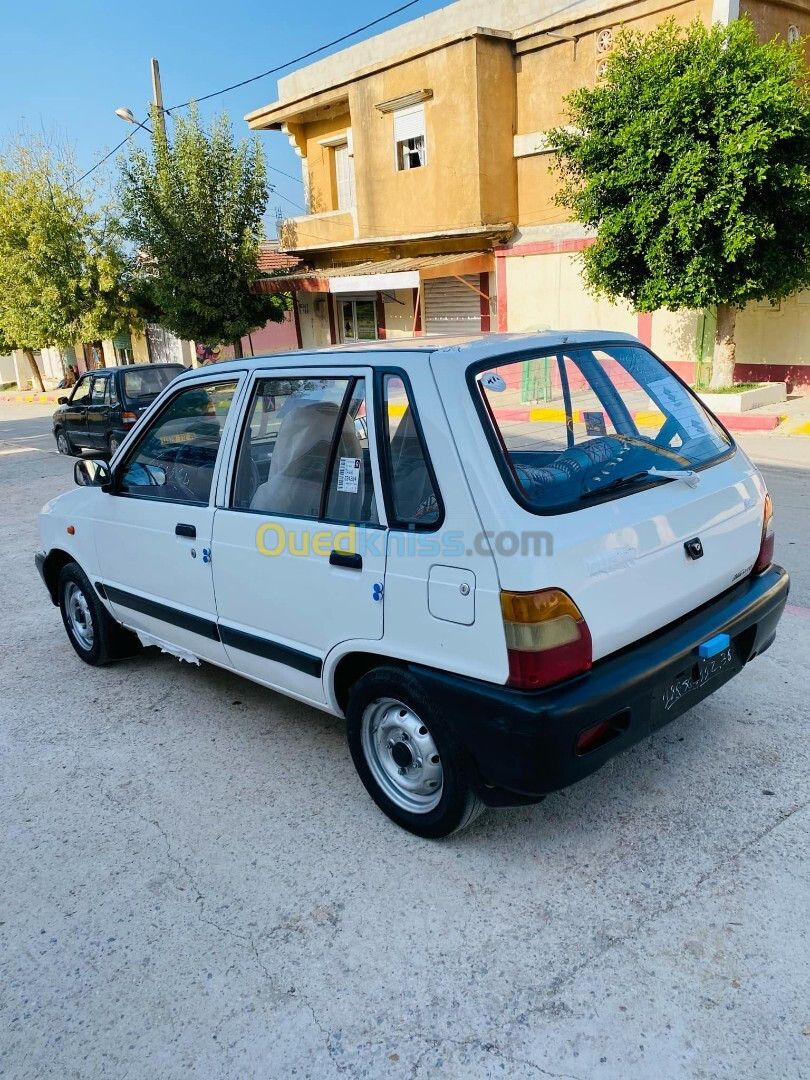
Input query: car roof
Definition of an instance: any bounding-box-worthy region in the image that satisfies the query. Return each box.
[170,331,641,381]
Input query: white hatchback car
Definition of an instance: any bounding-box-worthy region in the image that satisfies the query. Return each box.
[37,333,789,837]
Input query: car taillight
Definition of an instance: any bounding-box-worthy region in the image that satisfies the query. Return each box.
[501,588,593,690]
[122,411,138,428]
[752,493,774,575]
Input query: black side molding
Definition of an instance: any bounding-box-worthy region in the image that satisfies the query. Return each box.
[219,625,322,678]
[104,584,220,641]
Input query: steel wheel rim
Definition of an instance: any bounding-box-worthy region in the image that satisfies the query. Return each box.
[57,432,68,454]
[65,581,94,650]
[360,697,443,813]
[109,437,119,453]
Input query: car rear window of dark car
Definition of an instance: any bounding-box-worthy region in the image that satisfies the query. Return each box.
[123,366,184,402]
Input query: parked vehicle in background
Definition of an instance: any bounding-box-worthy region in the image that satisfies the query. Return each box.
[52,363,185,456]
[36,333,788,837]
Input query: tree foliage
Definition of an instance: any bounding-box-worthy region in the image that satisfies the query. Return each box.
[550,19,810,384]
[119,107,285,352]
[0,135,133,387]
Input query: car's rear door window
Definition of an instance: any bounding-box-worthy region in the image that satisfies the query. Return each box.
[231,376,378,524]
[474,345,732,512]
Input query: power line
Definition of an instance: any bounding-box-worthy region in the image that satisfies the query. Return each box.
[166,0,427,110]
[70,0,428,191]
[70,129,138,189]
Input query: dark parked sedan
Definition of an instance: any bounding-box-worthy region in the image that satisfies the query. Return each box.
[53,364,185,456]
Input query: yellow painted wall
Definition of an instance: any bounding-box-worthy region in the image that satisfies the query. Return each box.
[514,0,714,229]
[505,251,637,334]
[475,36,518,227]
[736,293,810,367]
[280,211,356,250]
[132,330,150,363]
[295,291,332,349]
[383,289,416,337]
[302,112,351,213]
[741,0,810,53]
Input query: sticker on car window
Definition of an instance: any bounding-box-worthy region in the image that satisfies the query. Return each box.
[480,372,507,392]
[337,456,361,493]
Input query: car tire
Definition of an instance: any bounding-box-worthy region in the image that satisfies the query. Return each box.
[346,665,485,838]
[58,562,141,666]
[108,433,121,456]
[55,428,73,456]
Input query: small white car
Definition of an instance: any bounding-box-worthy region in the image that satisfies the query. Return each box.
[36,333,789,837]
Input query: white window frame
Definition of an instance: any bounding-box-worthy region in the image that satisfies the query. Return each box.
[393,104,427,171]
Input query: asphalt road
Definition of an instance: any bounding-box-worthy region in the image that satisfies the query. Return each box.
[1,403,808,1080]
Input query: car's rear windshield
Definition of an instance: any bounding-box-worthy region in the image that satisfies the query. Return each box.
[473,345,732,512]
[123,366,183,402]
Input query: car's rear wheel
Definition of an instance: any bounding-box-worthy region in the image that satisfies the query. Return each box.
[346,666,485,838]
[58,562,141,666]
[108,433,121,455]
[55,428,73,456]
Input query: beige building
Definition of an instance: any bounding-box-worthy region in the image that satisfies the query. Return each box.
[247,0,810,389]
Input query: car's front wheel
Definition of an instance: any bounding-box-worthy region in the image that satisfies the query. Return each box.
[58,562,140,665]
[55,428,73,455]
[346,666,485,838]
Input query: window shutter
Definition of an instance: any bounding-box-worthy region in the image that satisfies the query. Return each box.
[393,104,425,143]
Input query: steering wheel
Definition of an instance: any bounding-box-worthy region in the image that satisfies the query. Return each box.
[172,443,202,501]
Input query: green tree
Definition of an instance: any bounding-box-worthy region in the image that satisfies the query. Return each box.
[119,106,285,358]
[551,18,810,387]
[0,135,133,390]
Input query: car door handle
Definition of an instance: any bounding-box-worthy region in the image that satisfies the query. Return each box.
[329,550,362,570]
[175,523,196,538]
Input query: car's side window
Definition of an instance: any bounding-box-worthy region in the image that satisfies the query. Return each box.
[380,374,441,527]
[231,375,378,524]
[107,378,118,406]
[71,376,92,404]
[90,375,107,404]
[118,380,238,504]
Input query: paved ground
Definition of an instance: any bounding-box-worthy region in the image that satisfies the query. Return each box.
[1,403,808,1079]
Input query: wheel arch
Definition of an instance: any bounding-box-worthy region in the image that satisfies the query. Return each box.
[330,650,407,715]
[41,548,76,605]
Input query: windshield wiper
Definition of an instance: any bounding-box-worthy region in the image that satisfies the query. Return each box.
[583,466,700,498]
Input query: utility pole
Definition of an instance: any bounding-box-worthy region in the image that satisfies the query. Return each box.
[150,58,166,137]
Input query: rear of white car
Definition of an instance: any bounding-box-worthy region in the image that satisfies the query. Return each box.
[421,333,788,798]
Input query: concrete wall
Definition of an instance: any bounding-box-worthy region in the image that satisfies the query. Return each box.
[514,0,713,230]
[383,289,417,337]
[275,0,600,100]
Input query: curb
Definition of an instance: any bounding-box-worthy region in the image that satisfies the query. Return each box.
[0,392,61,404]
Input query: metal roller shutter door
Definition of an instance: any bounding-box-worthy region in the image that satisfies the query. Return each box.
[424,276,480,334]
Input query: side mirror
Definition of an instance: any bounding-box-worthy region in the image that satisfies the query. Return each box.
[74,458,111,488]
[58,396,69,404]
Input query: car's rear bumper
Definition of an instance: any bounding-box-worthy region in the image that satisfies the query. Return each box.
[411,565,790,804]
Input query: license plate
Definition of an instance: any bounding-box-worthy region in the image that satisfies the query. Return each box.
[659,645,736,715]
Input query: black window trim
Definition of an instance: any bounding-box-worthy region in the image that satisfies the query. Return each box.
[374,366,445,533]
[465,340,736,518]
[111,373,242,508]
[225,371,386,530]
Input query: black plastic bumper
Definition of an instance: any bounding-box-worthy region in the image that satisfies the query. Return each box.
[412,566,789,804]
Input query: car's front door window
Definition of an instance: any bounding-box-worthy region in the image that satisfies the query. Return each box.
[118,380,238,504]
[70,376,92,405]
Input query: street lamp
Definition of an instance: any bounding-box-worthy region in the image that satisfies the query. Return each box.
[115,107,153,134]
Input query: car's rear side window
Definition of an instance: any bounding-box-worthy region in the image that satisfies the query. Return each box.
[123,366,182,402]
[380,374,442,528]
[473,346,732,513]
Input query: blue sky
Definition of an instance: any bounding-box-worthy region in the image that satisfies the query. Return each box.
[2,0,448,230]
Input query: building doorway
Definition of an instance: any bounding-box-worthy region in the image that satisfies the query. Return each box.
[339,297,377,342]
